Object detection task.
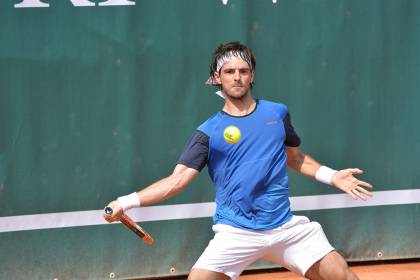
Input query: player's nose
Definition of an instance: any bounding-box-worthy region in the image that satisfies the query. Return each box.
[233,70,240,80]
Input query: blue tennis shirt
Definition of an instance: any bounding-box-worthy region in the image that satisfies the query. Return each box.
[178,99,301,230]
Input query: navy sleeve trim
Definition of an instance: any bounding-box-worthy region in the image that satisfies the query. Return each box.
[176,130,209,171]
[284,113,301,147]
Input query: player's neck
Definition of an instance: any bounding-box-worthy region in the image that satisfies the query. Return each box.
[222,92,256,117]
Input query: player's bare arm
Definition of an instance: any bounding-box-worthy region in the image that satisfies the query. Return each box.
[286,146,320,176]
[104,164,199,222]
[286,146,373,200]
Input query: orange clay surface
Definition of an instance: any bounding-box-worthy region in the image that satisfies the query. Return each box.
[238,261,420,280]
[143,260,420,279]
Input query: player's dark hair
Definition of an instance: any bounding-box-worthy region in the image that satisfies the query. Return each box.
[209,41,256,80]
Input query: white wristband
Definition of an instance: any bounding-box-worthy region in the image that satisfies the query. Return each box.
[117,192,141,211]
[315,166,337,185]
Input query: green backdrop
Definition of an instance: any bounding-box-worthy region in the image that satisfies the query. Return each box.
[1,0,419,279]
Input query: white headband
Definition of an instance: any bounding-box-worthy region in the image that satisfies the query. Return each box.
[205,51,253,87]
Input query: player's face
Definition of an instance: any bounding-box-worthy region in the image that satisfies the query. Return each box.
[214,59,254,100]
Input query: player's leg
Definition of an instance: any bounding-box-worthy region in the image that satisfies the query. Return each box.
[262,216,335,277]
[190,224,265,280]
[304,250,359,280]
[188,268,230,280]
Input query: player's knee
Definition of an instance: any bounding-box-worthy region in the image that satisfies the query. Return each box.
[335,266,359,280]
[317,251,359,280]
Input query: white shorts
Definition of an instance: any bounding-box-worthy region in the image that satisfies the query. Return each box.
[192,215,334,280]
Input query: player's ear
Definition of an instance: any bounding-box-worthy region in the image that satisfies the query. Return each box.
[250,71,255,83]
[213,71,221,84]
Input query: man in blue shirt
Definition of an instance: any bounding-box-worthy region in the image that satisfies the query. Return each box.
[104,42,373,280]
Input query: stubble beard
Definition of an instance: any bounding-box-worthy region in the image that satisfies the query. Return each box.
[226,93,246,100]
[222,87,250,100]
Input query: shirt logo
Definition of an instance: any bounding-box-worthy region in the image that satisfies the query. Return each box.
[266,120,278,125]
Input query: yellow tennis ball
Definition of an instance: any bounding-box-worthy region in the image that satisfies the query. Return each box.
[224,125,241,144]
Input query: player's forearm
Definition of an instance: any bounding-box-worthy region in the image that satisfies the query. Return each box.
[300,154,322,178]
[136,172,186,206]
[109,165,198,213]
[287,151,321,178]
[287,147,338,186]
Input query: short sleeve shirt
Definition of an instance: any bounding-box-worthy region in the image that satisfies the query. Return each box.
[177,99,301,230]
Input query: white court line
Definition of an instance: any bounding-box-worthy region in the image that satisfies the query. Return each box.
[0,189,419,233]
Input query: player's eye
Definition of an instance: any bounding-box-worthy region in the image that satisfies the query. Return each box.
[224,69,235,74]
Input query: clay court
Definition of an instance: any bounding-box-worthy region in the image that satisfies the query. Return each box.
[239,260,420,280]
[147,260,420,280]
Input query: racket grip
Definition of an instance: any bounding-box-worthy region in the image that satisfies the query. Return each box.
[104,206,154,245]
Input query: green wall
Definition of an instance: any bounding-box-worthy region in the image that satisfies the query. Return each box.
[1,0,419,279]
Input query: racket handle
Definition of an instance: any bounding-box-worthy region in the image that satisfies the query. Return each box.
[104,206,154,245]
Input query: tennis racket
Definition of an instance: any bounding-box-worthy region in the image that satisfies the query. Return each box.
[104,206,154,245]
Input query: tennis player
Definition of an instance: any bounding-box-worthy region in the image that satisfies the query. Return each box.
[104,41,373,280]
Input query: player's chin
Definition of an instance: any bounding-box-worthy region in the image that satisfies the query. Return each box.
[226,90,248,99]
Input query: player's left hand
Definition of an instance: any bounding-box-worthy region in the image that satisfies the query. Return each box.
[331,168,373,200]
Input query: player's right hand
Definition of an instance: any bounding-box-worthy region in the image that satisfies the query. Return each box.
[103,200,123,223]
